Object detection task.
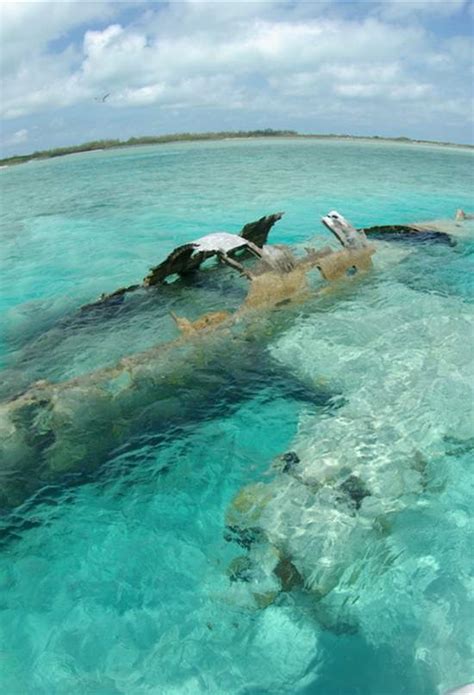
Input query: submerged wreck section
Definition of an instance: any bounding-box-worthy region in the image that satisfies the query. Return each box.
[87,213,284,308]
[0,331,341,512]
[0,210,375,511]
[323,209,457,246]
[219,235,472,636]
[221,442,428,621]
[322,210,369,249]
[362,224,456,246]
[3,209,462,512]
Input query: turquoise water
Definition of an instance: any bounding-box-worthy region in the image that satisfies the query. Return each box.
[0,138,473,694]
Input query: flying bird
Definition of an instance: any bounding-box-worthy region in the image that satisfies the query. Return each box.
[94,93,110,103]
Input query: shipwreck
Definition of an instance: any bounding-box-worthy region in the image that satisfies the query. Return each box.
[0,210,458,515]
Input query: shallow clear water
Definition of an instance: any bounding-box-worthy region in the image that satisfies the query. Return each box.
[0,138,473,694]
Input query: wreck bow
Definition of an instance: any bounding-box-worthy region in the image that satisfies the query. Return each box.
[322,210,369,249]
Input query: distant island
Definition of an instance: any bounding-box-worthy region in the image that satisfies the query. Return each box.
[1,129,472,166]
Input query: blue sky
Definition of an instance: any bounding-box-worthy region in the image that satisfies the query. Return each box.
[1,0,473,156]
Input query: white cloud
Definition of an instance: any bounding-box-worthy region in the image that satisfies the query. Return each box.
[2,128,29,147]
[335,81,433,100]
[74,14,427,105]
[0,1,117,74]
[0,0,472,144]
[373,0,467,19]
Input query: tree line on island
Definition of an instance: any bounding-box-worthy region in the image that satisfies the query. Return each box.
[1,129,470,166]
[0,130,297,166]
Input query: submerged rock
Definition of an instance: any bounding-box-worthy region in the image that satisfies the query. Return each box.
[281,451,300,474]
[224,525,266,550]
[274,557,303,592]
[272,450,301,475]
[253,591,279,609]
[226,483,274,529]
[227,556,254,583]
[339,474,371,510]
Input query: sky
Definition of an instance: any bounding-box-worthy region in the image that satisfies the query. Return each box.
[0,0,473,156]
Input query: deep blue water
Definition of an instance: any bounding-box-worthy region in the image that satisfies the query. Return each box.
[0,138,473,694]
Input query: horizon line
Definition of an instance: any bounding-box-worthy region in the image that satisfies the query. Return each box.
[2,129,473,166]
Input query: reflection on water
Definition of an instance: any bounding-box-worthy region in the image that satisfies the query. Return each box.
[0,141,473,694]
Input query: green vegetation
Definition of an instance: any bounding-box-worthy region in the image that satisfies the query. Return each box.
[0,130,297,166]
[1,129,471,167]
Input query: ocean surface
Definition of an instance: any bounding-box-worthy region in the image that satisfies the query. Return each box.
[0,138,473,694]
